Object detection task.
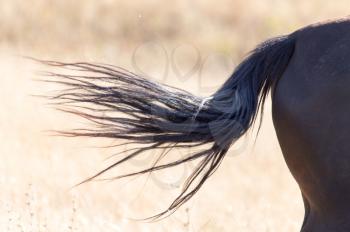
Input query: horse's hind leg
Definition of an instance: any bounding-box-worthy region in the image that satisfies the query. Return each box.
[300,193,310,231]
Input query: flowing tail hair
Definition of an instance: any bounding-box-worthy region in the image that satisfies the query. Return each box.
[40,33,295,219]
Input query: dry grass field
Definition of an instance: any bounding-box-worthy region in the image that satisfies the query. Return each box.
[0,1,349,231]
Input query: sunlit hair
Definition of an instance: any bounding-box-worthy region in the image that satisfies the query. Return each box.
[38,33,295,220]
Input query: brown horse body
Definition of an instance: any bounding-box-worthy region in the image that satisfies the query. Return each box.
[273,19,350,231]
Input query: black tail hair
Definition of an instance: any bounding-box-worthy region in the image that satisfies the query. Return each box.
[41,34,295,219]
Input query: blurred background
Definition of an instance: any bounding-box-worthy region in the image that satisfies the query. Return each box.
[0,0,348,231]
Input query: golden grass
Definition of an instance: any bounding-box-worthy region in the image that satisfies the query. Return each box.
[0,1,349,231]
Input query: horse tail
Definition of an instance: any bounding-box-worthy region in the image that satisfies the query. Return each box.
[42,33,295,219]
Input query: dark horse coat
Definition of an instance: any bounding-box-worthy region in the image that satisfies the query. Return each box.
[45,18,350,231]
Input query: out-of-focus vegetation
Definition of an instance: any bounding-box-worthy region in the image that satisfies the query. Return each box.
[0,0,348,59]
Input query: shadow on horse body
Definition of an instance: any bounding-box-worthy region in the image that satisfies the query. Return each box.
[44,18,350,231]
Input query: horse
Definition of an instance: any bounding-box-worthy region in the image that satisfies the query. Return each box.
[43,18,350,231]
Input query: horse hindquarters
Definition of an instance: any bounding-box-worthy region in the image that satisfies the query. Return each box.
[272,19,350,231]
